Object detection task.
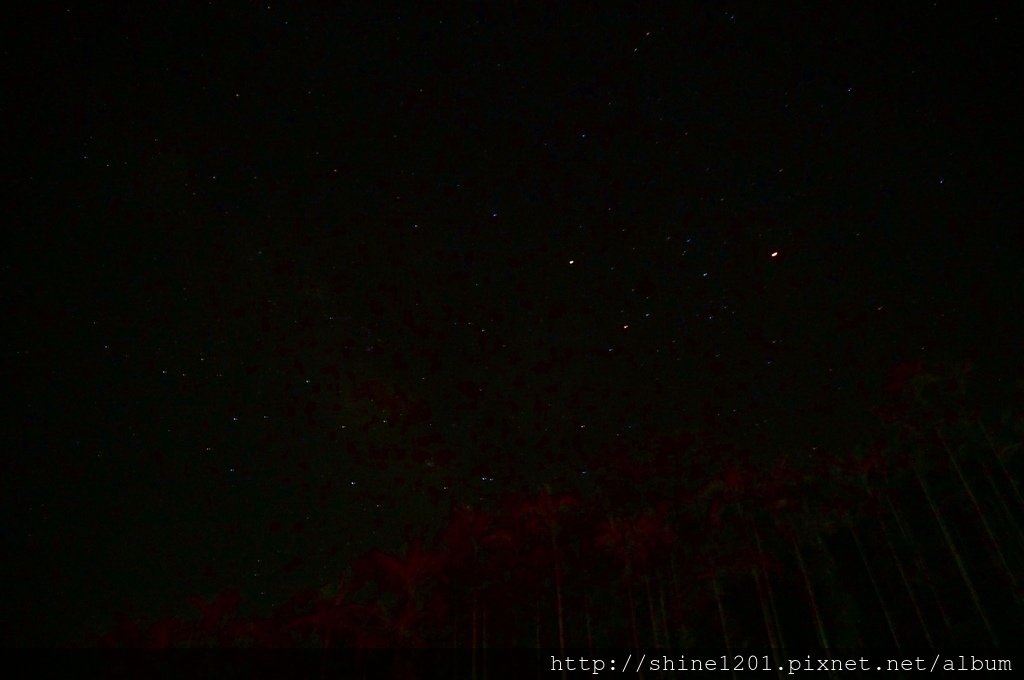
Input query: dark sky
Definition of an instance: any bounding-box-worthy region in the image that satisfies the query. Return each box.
[4,4,1021,645]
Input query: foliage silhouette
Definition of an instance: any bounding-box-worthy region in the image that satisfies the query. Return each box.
[90,362,1023,650]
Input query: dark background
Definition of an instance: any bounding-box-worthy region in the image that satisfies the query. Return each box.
[3,3,1021,646]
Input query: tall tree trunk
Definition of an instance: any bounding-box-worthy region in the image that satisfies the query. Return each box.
[711,572,731,650]
[644,573,660,648]
[625,569,640,649]
[940,433,1020,595]
[752,521,786,654]
[481,607,488,680]
[751,566,781,658]
[584,594,594,652]
[471,592,478,680]
[668,548,683,632]
[850,522,900,647]
[791,534,829,650]
[877,512,934,646]
[887,495,955,640]
[914,465,998,645]
[983,461,1024,552]
[658,586,672,648]
[550,529,566,655]
[981,422,1024,508]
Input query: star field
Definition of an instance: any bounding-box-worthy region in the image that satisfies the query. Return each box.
[3,3,1022,648]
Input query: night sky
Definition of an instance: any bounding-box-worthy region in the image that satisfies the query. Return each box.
[5,4,1023,649]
